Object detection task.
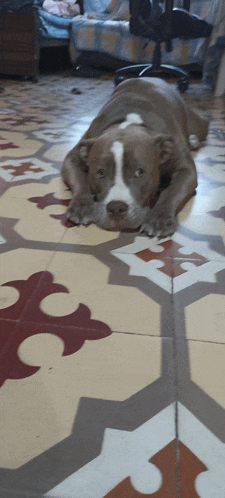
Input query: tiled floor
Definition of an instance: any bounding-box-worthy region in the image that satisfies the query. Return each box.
[0,73,225,498]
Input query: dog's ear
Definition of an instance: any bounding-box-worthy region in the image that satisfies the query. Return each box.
[154,135,174,164]
[78,139,96,162]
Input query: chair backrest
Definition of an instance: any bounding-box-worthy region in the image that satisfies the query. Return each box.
[129,0,190,18]
[129,0,152,18]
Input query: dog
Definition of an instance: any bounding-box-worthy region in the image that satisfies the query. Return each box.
[62,77,209,238]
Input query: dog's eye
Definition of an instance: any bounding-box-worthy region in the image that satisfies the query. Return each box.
[134,168,144,178]
[97,169,106,178]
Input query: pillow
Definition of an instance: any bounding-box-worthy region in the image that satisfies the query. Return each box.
[43,0,80,16]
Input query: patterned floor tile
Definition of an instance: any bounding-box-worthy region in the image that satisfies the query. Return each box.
[0,185,67,242]
[111,231,225,294]
[0,319,18,355]
[60,224,120,245]
[0,74,225,498]
[20,252,162,336]
[0,249,55,319]
[0,158,57,182]
[0,114,69,132]
[0,335,175,494]
[188,340,225,409]
[0,131,42,157]
[178,403,225,498]
[0,329,165,469]
[45,403,176,498]
[44,143,74,162]
[0,235,6,245]
[0,176,8,196]
[179,185,225,215]
[185,293,225,343]
[0,493,41,498]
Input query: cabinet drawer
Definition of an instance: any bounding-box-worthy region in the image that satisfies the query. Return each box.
[0,13,35,32]
[0,51,37,62]
[0,32,36,52]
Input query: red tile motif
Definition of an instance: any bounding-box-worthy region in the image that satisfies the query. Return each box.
[28,193,70,210]
[0,272,44,321]
[0,315,111,387]
[103,440,209,497]
[135,241,209,278]
[0,142,19,150]
[2,162,44,177]
[0,271,112,331]
[0,323,41,386]
[104,440,177,497]
[179,441,208,497]
[0,271,111,385]
[28,193,73,226]
[1,116,50,126]
[50,213,74,227]
[0,320,17,353]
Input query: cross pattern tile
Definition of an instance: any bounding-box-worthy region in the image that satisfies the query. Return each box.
[0,74,225,498]
[0,158,57,182]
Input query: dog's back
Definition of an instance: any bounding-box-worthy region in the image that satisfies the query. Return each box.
[83,77,208,147]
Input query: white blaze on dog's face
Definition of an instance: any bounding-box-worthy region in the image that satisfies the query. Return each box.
[79,123,173,230]
[104,141,135,207]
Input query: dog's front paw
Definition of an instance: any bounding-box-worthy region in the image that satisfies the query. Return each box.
[66,196,95,225]
[140,209,178,238]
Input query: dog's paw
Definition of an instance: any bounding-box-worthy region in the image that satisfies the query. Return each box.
[66,196,95,225]
[140,210,178,238]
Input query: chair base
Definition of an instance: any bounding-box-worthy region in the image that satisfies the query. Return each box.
[115,63,190,93]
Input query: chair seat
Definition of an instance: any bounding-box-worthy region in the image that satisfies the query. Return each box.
[130,8,212,41]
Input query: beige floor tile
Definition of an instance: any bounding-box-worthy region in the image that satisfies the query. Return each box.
[0,332,161,468]
[0,248,54,287]
[61,224,119,245]
[46,251,161,334]
[44,143,73,161]
[185,294,225,343]
[0,131,42,157]
[0,197,66,243]
[189,340,225,410]
[178,186,225,215]
[178,212,225,239]
[1,177,69,200]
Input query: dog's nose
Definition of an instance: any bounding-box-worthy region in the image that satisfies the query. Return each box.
[107,201,128,218]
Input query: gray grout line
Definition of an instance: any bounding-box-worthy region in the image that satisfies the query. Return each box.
[172,263,181,498]
[112,330,167,338]
[175,401,180,498]
[181,337,225,345]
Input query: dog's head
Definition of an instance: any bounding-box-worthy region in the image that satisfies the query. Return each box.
[78,125,174,230]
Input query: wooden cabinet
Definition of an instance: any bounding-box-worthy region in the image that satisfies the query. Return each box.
[0,13,39,80]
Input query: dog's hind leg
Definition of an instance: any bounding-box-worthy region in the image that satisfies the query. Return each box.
[186,106,209,146]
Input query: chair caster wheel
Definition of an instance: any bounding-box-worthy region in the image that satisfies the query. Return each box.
[177,77,189,93]
[115,75,128,87]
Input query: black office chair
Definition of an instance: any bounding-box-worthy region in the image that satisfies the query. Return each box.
[115,0,213,92]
